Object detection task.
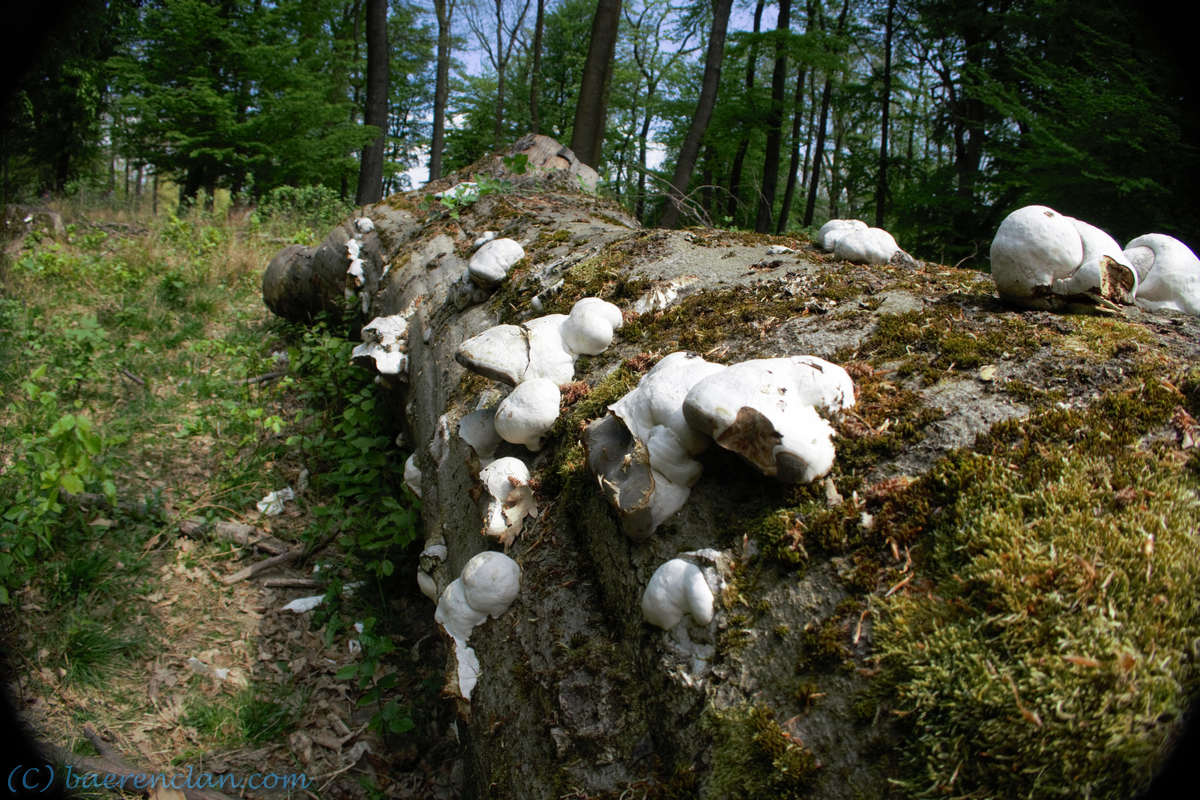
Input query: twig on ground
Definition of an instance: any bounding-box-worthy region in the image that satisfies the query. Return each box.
[44,725,238,800]
[221,547,303,585]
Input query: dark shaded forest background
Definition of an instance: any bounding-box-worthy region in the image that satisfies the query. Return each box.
[3,0,1197,263]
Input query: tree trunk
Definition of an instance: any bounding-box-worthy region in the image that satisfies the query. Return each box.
[570,0,622,168]
[356,0,388,205]
[874,0,896,228]
[430,0,454,181]
[775,62,806,234]
[658,0,734,229]
[725,0,766,223]
[754,0,792,233]
[530,0,544,134]
[802,0,850,228]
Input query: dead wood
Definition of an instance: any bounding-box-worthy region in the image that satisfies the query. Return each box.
[44,725,238,800]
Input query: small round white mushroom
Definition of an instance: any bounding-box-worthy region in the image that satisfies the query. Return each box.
[561,297,624,355]
[493,378,561,451]
[1124,233,1200,315]
[355,217,375,233]
[468,238,525,288]
[460,551,521,618]
[641,558,714,630]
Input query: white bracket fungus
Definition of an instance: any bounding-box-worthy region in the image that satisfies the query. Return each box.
[456,297,623,388]
[404,453,422,499]
[493,378,561,451]
[641,558,714,630]
[682,356,856,483]
[1123,234,1200,316]
[833,226,912,266]
[817,218,868,251]
[560,297,623,355]
[459,406,502,463]
[468,237,526,288]
[990,205,1137,310]
[479,456,537,546]
[354,216,375,233]
[585,352,725,539]
[433,551,521,700]
[351,314,410,376]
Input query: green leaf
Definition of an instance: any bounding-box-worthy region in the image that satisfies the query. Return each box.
[60,473,84,494]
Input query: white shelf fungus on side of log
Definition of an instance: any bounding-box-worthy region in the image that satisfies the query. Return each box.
[641,558,714,630]
[990,205,1137,309]
[455,298,624,388]
[351,313,410,376]
[682,356,856,484]
[561,297,624,355]
[467,237,525,288]
[433,551,521,701]
[493,378,561,451]
[403,453,422,499]
[1123,233,1200,316]
[479,456,537,546]
[584,352,725,539]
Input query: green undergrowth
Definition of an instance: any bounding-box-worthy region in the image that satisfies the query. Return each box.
[1,199,422,754]
[872,371,1200,798]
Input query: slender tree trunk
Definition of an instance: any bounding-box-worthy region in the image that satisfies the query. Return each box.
[754,0,792,233]
[494,0,506,147]
[571,0,622,167]
[802,0,849,227]
[658,0,733,228]
[356,0,388,204]
[636,106,653,222]
[829,113,844,218]
[776,62,806,233]
[874,0,896,228]
[701,146,715,219]
[430,0,454,181]
[726,0,766,223]
[530,0,544,134]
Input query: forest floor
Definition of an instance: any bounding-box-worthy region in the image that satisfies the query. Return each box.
[0,200,457,799]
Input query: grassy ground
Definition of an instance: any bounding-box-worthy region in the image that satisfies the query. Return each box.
[0,194,449,798]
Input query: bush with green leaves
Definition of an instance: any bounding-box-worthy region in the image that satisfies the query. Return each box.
[252,185,354,232]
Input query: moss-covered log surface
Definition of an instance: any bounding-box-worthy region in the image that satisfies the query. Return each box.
[271,140,1200,799]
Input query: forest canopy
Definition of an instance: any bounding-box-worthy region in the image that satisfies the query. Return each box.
[2,0,1196,261]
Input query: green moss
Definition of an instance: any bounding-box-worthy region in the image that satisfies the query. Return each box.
[872,370,1200,799]
[704,704,818,799]
[862,309,1046,385]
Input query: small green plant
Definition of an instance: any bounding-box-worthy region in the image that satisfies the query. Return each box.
[335,617,415,737]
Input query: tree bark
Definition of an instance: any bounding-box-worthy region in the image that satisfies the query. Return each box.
[570,0,622,168]
[725,0,766,223]
[874,0,896,228]
[530,0,544,134]
[775,61,806,233]
[356,0,388,204]
[754,0,792,233]
[801,0,850,228]
[430,0,455,181]
[658,0,734,229]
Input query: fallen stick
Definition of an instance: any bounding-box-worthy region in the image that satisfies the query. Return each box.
[263,577,324,589]
[44,726,238,800]
[178,518,290,555]
[221,547,303,585]
[242,369,287,385]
